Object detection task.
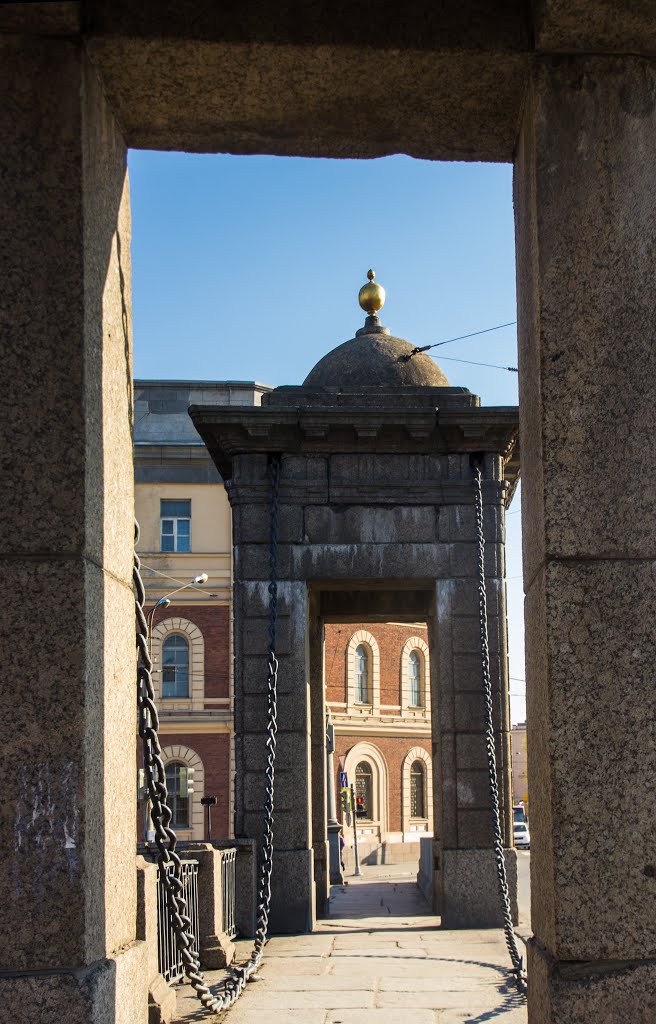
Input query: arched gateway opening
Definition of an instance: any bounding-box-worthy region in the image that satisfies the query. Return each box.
[191,272,519,933]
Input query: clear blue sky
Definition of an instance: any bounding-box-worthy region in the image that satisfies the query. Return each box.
[128,151,526,723]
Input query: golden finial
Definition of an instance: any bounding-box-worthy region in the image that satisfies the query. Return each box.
[358,269,386,316]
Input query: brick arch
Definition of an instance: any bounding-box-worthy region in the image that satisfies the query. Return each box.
[152,616,204,709]
[346,630,380,713]
[161,744,205,840]
[400,636,430,711]
[401,745,433,838]
[343,740,388,837]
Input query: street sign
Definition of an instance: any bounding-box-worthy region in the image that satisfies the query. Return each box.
[339,771,348,789]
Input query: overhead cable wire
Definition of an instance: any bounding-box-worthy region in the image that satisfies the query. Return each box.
[402,320,517,360]
[437,355,518,373]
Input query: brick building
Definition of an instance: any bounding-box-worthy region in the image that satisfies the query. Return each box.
[325,621,433,861]
[134,379,269,840]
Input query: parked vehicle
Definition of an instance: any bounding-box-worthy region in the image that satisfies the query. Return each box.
[513,821,530,849]
[513,803,527,824]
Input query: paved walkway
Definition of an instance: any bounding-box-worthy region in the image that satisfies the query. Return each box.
[174,870,528,1024]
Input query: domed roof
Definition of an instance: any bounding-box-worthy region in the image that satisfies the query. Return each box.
[303,269,449,389]
[303,330,449,388]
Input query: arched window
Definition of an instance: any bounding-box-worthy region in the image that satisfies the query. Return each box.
[355,762,373,820]
[410,760,426,818]
[409,650,422,706]
[355,644,369,703]
[165,762,189,828]
[162,635,189,698]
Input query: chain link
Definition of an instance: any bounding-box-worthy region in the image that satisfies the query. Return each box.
[472,462,527,997]
[133,454,282,1013]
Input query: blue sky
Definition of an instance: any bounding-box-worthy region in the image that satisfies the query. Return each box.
[129,151,526,723]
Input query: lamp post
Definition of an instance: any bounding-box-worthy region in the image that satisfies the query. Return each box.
[147,572,208,652]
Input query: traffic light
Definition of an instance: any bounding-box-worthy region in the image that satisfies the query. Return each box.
[340,788,351,812]
[356,795,366,818]
[186,767,195,795]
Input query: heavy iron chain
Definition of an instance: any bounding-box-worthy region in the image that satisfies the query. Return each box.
[472,461,528,997]
[133,454,281,1013]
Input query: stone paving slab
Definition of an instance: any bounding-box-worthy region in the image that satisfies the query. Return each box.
[172,872,528,1024]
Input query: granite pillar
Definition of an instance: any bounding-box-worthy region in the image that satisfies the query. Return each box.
[309,591,331,914]
[515,56,656,1020]
[430,456,517,928]
[0,30,150,1022]
[233,568,315,934]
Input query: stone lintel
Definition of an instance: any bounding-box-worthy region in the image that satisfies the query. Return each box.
[190,405,519,487]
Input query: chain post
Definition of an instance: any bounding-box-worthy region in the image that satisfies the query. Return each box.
[133,452,282,1013]
[472,460,527,998]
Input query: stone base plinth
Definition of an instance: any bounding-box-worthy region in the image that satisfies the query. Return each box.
[1,941,151,1024]
[270,849,315,934]
[528,938,656,1023]
[328,823,344,885]
[148,973,177,1024]
[200,931,235,969]
[441,848,518,928]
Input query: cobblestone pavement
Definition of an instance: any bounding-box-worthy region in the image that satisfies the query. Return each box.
[174,871,528,1024]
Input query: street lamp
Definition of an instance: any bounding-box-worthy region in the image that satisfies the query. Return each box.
[147,572,209,651]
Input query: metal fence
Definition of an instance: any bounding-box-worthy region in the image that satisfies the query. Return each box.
[157,859,200,984]
[221,847,237,939]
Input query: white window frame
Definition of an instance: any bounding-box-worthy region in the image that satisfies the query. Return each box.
[400,636,430,714]
[402,746,433,838]
[346,630,380,713]
[161,745,205,839]
[160,499,191,552]
[151,617,205,710]
[161,633,190,699]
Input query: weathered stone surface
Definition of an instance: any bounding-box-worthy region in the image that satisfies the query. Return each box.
[441,849,518,928]
[526,560,656,961]
[533,1,656,55]
[239,654,308,696]
[233,504,304,543]
[527,939,656,1024]
[270,850,315,934]
[0,940,150,1024]
[87,35,529,161]
[304,332,449,388]
[304,505,440,545]
[516,56,656,583]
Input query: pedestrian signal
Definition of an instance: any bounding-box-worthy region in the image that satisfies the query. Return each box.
[356,795,366,818]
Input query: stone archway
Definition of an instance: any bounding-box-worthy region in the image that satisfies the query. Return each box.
[7,8,656,1021]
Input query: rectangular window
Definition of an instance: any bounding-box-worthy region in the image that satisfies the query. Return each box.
[160,499,191,552]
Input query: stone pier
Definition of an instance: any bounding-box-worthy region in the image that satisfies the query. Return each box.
[192,338,520,933]
[515,55,656,1022]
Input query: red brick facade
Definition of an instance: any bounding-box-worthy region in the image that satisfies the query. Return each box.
[161,602,230,699]
[325,621,429,707]
[159,731,231,839]
[326,620,433,841]
[334,734,431,832]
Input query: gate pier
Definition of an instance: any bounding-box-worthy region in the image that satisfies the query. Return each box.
[192,288,520,932]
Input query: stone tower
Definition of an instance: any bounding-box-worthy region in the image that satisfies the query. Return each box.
[191,273,519,932]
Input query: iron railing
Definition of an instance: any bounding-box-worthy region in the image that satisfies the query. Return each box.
[221,847,237,940]
[157,859,200,984]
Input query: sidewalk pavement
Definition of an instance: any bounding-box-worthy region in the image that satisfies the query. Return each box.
[174,870,528,1024]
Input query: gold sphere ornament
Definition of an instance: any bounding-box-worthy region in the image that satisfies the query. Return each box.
[358,269,386,316]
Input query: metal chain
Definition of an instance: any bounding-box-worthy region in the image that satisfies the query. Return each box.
[472,462,527,997]
[133,453,281,1013]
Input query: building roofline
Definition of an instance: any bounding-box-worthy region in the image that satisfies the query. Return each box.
[134,378,272,390]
